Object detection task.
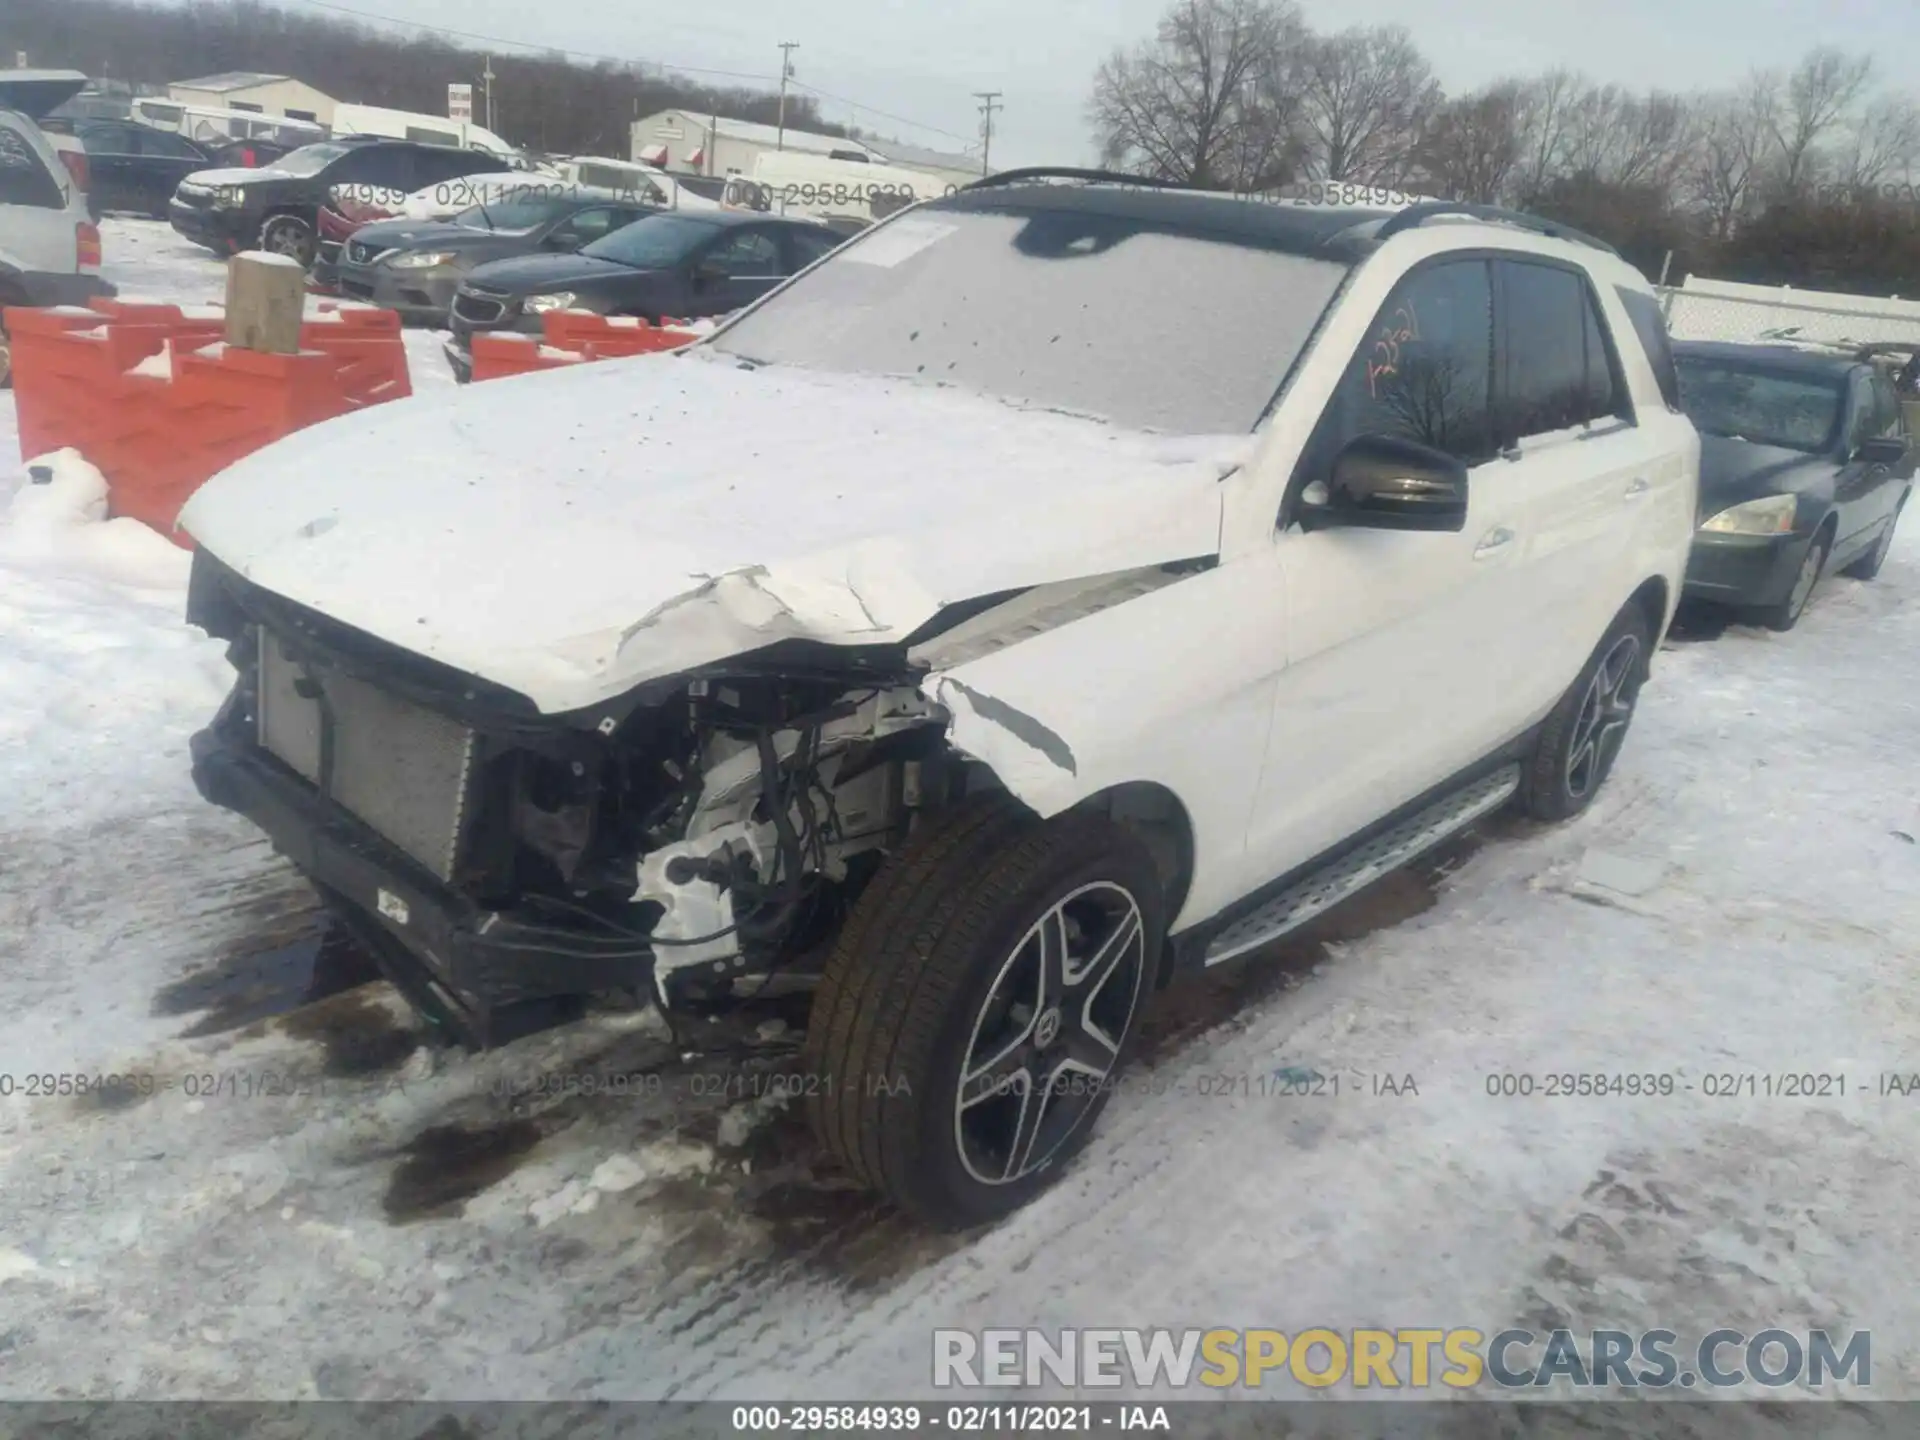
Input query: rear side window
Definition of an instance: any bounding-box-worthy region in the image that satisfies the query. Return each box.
[0,124,63,209]
[1869,370,1903,436]
[1614,285,1682,411]
[790,227,842,267]
[1497,260,1628,442]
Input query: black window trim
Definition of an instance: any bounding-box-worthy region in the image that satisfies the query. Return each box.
[1491,254,1637,456]
[1280,249,1501,525]
[1612,283,1683,415]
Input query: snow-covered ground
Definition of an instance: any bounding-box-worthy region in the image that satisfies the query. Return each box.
[3,221,1920,1418]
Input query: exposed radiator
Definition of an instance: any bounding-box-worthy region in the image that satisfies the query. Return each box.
[256,629,477,881]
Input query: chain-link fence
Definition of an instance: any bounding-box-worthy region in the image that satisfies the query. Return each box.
[1658,276,1920,349]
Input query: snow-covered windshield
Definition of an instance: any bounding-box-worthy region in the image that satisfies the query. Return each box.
[707,204,1352,434]
[1676,358,1843,455]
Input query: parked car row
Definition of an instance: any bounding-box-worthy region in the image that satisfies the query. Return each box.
[1673,339,1914,628]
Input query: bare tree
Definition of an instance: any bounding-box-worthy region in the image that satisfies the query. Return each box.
[1509,69,1581,205]
[1836,95,1920,192]
[1295,24,1441,185]
[1410,83,1523,204]
[1087,0,1305,189]
[1770,48,1874,191]
[1685,75,1779,240]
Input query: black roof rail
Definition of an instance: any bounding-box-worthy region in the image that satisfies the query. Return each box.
[960,166,1196,193]
[1373,201,1620,258]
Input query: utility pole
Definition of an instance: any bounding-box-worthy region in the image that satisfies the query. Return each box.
[482,55,495,135]
[776,42,799,151]
[974,91,1002,176]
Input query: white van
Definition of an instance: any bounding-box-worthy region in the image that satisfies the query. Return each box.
[329,103,519,162]
[724,150,963,223]
[131,98,326,151]
[553,157,721,211]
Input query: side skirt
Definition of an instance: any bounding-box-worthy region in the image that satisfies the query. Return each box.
[1164,734,1537,980]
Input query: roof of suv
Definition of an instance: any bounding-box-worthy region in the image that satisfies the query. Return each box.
[934,169,1626,266]
[935,177,1397,258]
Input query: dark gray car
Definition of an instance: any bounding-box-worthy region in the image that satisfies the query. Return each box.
[1677,341,1914,630]
[332,191,657,325]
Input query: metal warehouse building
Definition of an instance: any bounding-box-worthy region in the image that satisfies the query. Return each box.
[167,72,339,126]
[630,108,980,187]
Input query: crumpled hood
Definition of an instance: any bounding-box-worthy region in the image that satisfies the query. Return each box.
[179,352,1244,714]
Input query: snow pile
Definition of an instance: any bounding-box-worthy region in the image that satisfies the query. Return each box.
[0,450,231,824]
[1,449,193,589]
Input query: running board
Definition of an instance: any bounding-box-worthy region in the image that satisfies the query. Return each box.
[1203,764,1521,967]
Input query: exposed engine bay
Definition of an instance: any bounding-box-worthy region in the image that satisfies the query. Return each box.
[184,546,1208,1048]
[535,675,954,1000]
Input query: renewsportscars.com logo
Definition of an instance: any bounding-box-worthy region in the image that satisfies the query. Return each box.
[932,1327,1871,1392]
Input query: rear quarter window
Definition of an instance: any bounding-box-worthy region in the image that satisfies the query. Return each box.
[1613,286,1681,411]
[0,122,63,209]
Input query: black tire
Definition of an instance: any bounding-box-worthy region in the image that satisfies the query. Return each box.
[1843,495,1906,581]
[1518,603,1653,823]
[258,213,317,268]
[1757,527,1830,632]
[805,793,1163,1229]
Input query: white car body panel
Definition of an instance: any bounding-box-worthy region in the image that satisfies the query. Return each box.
[1,107,88,277]
[179,351,1245,718]
[183,211,1698,942]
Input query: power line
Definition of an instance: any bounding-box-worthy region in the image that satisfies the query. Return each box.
[974,91,1002,174]
[775,41,799,151]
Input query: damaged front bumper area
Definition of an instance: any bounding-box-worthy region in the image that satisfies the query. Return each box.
[184,552,958,1049]
[190,714,653,1048]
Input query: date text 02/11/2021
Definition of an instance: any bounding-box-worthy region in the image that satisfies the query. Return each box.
[730,1406,1170,1432]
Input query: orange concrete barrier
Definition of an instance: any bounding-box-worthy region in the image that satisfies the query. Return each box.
[6,297,412,548]
[469,311,701,382]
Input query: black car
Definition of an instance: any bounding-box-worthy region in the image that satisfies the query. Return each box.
[444,209,842,380]
[74,121,219,218]
[167,138,505,268]
[330,191,659,325]
[1676,340,1914,630]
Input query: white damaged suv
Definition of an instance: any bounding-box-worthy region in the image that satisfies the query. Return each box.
[181,171,1698,1228]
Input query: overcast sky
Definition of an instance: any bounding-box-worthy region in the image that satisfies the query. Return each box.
[265,0,1908,166]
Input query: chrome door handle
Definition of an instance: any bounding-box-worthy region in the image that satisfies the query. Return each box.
[1624,476,1651,499]
[1474,526,1515,558]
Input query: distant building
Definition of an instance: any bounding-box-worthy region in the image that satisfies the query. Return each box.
[168,72,338,126]
[631,108,983,186]
[858,138,983,189]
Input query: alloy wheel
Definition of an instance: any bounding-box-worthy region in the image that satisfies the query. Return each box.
[953,881,1147,1186]
[1564,633,1641,800]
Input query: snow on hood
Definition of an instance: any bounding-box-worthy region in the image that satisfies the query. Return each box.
[182,167,290,187]
[179,354,1246,714]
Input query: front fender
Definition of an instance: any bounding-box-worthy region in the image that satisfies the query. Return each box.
[916,556,1281,930]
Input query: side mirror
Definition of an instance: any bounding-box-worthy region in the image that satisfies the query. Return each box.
[1855,435,1906,466]
[1297,434,1471,533]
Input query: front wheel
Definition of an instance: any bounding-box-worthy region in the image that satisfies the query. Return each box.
[1518,604,1652,823]
[258,213,316,267]
[1757,529,1830,632]
[1843,496,1906,581]
[805,794,1163,1229]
